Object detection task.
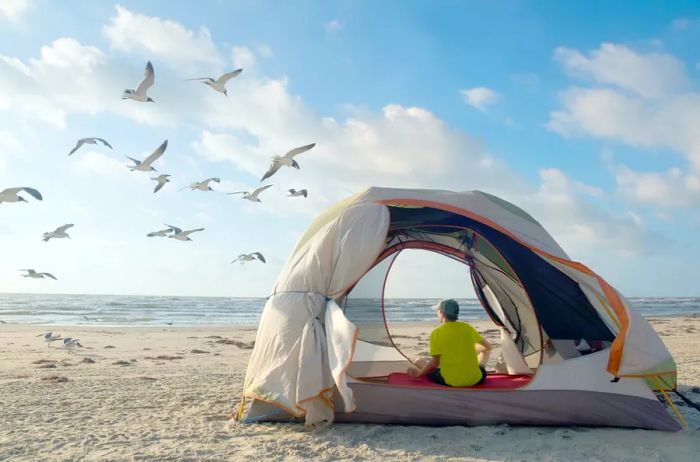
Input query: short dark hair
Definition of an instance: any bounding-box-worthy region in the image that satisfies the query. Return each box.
[444,313,458,321]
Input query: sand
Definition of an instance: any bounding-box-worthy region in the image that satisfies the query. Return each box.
[0,317,698,461]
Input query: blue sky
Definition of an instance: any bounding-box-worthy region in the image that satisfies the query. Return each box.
[1,1,699,297]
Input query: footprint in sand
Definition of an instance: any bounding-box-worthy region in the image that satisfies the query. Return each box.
[113,360,132,366]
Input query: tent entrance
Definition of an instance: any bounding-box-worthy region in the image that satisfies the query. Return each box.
[341,226,545,377]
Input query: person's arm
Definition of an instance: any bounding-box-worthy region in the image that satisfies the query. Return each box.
[407,355,439,377]
[475,338,493,366]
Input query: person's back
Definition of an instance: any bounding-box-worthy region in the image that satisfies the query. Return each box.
[430,320,483,386]
[408,298,492,386]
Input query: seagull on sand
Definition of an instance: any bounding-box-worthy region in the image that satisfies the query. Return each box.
[227,184,272,203]
[122,61,155,102]
[231,252,266,264]
[62,337,83,350]
[36,332,62,347]
[20,269,57,280]
[68,138,112,156]
[287,189,308,198]
[166,225,205,241]
[42,224,74,242]
[151,174,171,193]
[187,68,243,96]
[0,187,43,204]
[260,143,316,181]
[125,140,167,172]
[182,177,220,192]
[147,226,175,237]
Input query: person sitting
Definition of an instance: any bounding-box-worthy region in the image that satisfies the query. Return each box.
[407,298,492,387]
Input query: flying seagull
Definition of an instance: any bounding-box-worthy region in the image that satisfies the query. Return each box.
[287,189,308,198]
[122,61,155,102]
[165,225,205,241]
[231,252,266,264]
[151,174,171,193]
[68,138,112,156]
[36,332,62,347]
[0,187,43,204]
[147,226,175,237]
[227,184,272,203]
[125,140,167,172]
[20,269,57,280]
[187,68,243,96]
[42,224,74,242]
[182,177,220,192]
[260,143,316,181]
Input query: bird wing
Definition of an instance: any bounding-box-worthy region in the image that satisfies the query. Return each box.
[125,155,142,166]
[181,228,204,237]
[96,138,113,149]
[164,224,182,234]
[300,189,308,197]
[20,187,43,201]
[226,191,246,195]
[288,189,296,194]
[217,68,243,84]
[209,177,221,183]
[68,139,85,156]
[55,224,74,233]
[20,269,36,274]
[153,181,166,193]
[252,252,266,263]
[135,61,155,95]
[283,143,316,159]
[141,140,168,167]
[186,77,214,82]
[41,273,57,280]
[260,160,282,182]
[252,184,273,197]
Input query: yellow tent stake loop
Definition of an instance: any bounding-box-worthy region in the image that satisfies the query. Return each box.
[235,395,246,422]
[654,376,687,428]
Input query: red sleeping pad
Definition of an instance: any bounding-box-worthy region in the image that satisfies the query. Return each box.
[387,372,532,389]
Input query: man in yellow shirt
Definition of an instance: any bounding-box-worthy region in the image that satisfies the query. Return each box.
[408,299,492,386]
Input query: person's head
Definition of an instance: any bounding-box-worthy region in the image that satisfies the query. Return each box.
[434,299,459,322]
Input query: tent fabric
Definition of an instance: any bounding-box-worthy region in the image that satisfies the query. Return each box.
[242,187,679,429]
[387,372,532,389]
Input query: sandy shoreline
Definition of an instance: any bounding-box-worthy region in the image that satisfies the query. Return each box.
[1,318,698,461]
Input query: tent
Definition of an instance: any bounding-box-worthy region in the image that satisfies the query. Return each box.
[240,187,682,431]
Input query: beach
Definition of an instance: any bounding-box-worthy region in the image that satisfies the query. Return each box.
[1,317,698,461]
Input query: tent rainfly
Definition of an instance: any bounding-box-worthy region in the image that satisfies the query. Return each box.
[239,187,682,431]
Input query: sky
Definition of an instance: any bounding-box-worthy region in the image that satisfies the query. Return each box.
[1,0,700,298]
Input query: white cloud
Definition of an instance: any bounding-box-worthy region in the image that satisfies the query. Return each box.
[0,0,31,21]
[554,43,689,99]
[103,5,222,68]
[459,87,499,111]
[324,19,343,33]
[520,168,655,257]
[616,166,700,208]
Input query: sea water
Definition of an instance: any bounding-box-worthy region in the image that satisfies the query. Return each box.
[0,293,698,327]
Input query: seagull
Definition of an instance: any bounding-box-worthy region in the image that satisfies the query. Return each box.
[165,225,205,241]
[227,184,272,203]
[287,189,308,198]
[81,315,98,322]
[187,68,243,96]
[42,224,74,242]
[147,226,175,237]
[20,269,57,280]
[151,174,171,193]
[36,332,62,347]
[62,337,83,350]
[231,252,266,264]
[125,140,167,172]
[0,187,43,204]
[122,61,155,102]
[260,143,316,181]
[182,177,220,192]
[68,138,112,156]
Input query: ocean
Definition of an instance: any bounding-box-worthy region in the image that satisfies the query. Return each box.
[0,293,699,327]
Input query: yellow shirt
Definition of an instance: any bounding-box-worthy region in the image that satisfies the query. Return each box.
[429,321,483,386]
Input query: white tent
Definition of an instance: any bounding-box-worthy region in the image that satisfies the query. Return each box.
[240,187,681,431]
